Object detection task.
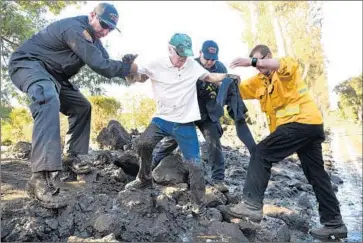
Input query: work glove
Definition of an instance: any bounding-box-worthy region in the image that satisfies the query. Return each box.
[226,74,241,86]
[205,85,217,99]
[122,54,138,64]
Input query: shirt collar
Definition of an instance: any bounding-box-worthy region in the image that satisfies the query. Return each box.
[164,56,188,70]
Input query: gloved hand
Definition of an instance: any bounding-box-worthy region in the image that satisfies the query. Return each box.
[205,85,217,99]
[122,54,138,64]
[226,74,241,86]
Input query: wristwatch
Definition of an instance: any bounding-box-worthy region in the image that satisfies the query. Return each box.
[251,57,258,67]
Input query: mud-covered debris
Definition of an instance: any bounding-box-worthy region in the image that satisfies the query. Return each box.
[11,141,32,159]
[96,120,131,150]
[255,217,290,242]
[152,154,188,185]
[205,186,227,207]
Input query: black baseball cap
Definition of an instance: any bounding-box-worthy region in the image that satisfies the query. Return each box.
[94,2,120,32]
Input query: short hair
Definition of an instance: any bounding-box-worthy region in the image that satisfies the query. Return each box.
[249,44,271,58]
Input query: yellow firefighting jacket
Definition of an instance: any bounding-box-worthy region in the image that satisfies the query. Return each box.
[239,57,323,133]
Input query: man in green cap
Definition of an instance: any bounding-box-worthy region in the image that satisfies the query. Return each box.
[124,33,236,215]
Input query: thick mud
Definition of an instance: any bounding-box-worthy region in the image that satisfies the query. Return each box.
[1,123,360,242]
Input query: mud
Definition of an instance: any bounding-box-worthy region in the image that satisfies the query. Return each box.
[1,123,358,242]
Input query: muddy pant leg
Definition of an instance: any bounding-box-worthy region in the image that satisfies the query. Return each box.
[242,123,313,206]
[197,120,225,181]
[297,138,343,226]
[59,85,91,155]
[136,122,168,181]
[27,81,62,172]
[173,123,205,205]
[235,119,256,155]
[152,136,179,168]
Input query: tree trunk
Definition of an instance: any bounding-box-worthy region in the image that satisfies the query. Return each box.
[249,1,258,44]
[302,63,310,80]
[267,3,286,57]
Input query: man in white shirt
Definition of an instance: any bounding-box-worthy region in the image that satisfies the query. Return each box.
[124,33,232,215]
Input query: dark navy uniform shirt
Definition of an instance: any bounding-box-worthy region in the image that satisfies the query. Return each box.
[9,16,130,91]
[195,58,227,122]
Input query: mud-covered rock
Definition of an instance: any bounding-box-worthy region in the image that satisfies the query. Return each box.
[330,174,344,184]
[204,221,249,242]
[206,208,223,222]
[152,154,188,185]
[11,141,32,159]
[94,151,113,167]
[205,186,227,207]
[255,217,290,242]
[297,192,312,209]
[113,151,140,176]
[94,214,118,235]
[263,204,310,232]
[67,233,119,242]
[96,120,131,150]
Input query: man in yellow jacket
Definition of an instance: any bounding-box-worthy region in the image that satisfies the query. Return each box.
[225,44,347,240]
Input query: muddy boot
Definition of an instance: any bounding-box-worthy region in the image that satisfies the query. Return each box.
[227,200,263,222]
[212,180,229,193]
[51,170,78,182]
[125,178,153,190]
[192,202,207,218]
[187,162,206,216]
[63,154,91,174]
[310,224,348,240]
[26,171,67,209]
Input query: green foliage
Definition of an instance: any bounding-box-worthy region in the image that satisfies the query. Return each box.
[119,96,156,131]
[0,0,81,109]
[334,74,362,122]
[228,1,330,113]
[88,96,122,140]
[1,107,33,144]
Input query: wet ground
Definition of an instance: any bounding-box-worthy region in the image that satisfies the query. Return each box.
[1,122,362,242]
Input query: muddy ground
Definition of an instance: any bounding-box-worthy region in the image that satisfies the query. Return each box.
[1,121,361,242]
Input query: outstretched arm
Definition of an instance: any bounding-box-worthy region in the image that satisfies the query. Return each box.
[201,73,241,85]
[230,57,280,71]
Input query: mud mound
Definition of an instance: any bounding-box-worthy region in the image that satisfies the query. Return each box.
[1,126,345,242]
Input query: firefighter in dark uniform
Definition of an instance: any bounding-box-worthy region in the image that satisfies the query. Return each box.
[8,3,137,209]
[152,41,256,192]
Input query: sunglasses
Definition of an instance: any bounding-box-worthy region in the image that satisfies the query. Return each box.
[171,46,187,60]
[97,16,114,31]
[204,57,216,61]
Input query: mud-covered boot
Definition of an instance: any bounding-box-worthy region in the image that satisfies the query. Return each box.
[63,154,91,174]
[227,200,263,222]
[212,180,229,193]
[310,224,348,240]
[125,178,153,190]
[26,171,67,209]
[187,162,206,217]
[51,170,77,182]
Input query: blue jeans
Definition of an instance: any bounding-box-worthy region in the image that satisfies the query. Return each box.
[135,117,200,182]
[135,117,205,205]
[152,119,225,181]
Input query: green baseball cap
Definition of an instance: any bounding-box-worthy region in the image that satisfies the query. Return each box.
[169,33,194,57]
